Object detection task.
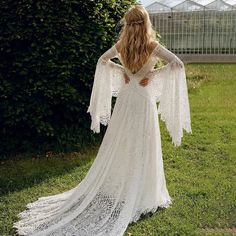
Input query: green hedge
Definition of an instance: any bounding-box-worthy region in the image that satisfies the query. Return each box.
[0,0,136,157]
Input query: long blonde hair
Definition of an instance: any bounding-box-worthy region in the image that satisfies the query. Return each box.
[118,4,157,74]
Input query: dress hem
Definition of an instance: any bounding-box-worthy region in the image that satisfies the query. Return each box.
[129,197,173,224]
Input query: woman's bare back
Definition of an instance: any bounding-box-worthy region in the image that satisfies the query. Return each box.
[116,40,158,87]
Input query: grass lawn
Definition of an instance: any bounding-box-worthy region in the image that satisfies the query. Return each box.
[0,64,236,235]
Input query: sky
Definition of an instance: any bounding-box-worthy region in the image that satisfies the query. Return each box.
[139,0,236,7]
[139,0,154,6]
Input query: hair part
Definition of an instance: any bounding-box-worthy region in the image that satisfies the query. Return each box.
[118,4,157,74]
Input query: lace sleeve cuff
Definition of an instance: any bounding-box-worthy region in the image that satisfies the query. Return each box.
[148,62,192,147]
[87,46,125,133]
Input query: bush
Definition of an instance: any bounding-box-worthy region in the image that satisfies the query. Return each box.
[0,0,136,157]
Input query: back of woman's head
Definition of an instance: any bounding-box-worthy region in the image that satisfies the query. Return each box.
[118,4,157,74]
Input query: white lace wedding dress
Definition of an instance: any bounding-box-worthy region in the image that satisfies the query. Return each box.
[13,41,192,236]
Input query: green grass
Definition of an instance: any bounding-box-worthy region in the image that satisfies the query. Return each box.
[0,64,236,236]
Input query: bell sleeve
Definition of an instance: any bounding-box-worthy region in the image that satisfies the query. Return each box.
[87,44,125,133]
[146,43,192,147]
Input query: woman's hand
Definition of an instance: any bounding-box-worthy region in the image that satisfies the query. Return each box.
[139,77,150,87]
[123,73,150,87]
[124,73,130,84]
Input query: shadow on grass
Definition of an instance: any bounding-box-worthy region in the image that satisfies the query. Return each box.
[128,207,168,227]
[0,147,98,197]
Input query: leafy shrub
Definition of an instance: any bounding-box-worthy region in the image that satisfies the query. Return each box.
[0,0,136,157]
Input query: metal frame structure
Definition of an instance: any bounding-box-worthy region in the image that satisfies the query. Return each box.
[146,0,236,62]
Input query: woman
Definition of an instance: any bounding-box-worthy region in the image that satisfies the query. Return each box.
[13,4,192,236]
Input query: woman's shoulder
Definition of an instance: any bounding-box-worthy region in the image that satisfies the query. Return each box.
[115,40,121,53]
[149,40,159,50]
[149,41,160,55]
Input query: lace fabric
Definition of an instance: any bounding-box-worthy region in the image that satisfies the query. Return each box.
[13,41,191,235]
[87,41,192,146]
[86,46,125,132]
[146,63,192,146]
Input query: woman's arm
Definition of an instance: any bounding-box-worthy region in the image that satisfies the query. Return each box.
[98,43,128,84]
[98,42,123,68]
[140,42,184,86]
[143,43,191,146]
[87,43,124,133]
[145,43,184,81]
[154,42,184,69]
[98,44,118,64]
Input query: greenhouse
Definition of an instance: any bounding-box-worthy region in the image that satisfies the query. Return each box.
[146,0,236,62]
